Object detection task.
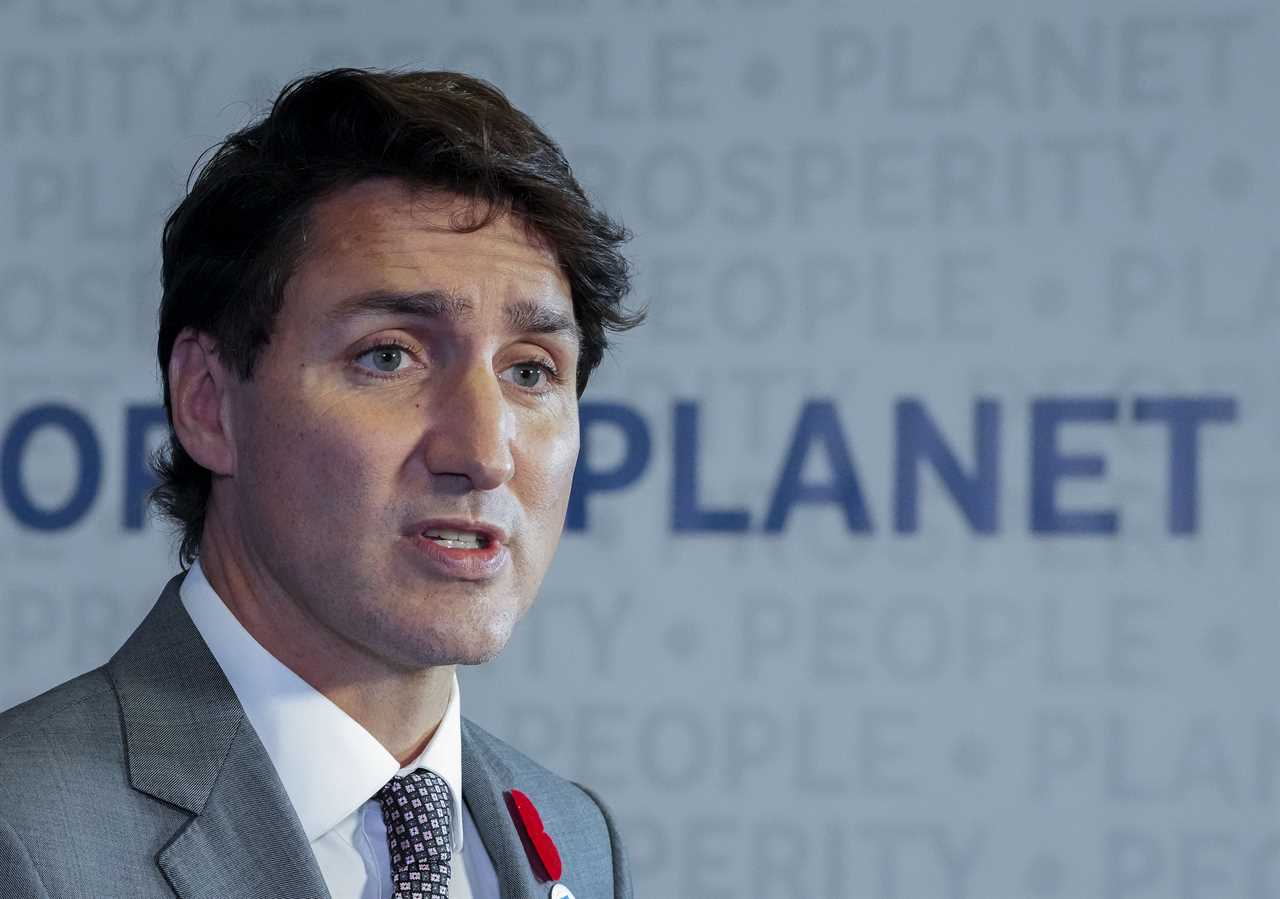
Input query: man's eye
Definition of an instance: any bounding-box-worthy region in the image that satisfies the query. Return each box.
[505,361,555,390]
[356,345,411,374]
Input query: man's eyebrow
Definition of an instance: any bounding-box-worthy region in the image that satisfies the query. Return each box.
[326,289,474,323]
[505,298,581,348]
[327,289,580,347]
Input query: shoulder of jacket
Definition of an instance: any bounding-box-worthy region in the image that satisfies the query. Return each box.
[461,716,602,811]
[0,667,115,749]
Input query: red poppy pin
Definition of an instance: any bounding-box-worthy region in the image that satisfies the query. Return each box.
[506,789,563,882]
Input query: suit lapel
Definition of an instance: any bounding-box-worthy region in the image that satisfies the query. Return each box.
[108,574,550,899]
[462,719,542,899]
[107,574,330,899]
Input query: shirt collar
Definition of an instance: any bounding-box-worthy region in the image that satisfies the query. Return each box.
[179,558,465,850]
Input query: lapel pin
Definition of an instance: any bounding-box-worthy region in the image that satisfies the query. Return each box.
[506,788,563,882]
[549,884,575,899]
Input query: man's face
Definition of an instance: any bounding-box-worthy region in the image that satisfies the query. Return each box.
[220,178,580,669]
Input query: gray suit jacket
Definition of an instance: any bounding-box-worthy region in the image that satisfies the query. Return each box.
[0,575,631,899]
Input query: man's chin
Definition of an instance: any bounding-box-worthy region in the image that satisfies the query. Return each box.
[399,622,517,668]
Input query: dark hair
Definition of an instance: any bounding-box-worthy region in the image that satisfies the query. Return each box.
[149,67,643,565]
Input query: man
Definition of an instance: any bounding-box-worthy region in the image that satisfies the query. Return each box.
[0,68,643,899]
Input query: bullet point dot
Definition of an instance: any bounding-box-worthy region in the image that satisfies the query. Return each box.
[1210,156,1252,202]
[1031,275,1069,319]
[1203,624,1240,668]
[950,736,991,780]
[664,620,702,659]
[245,72,278,106]
[1026,853,1065,895]
[742,56,780,98]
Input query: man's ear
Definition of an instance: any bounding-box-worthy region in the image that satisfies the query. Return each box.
[168,328,237,477]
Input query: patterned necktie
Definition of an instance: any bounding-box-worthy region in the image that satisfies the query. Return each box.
[374,768,454,898]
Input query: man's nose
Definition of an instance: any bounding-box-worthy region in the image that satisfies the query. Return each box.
[422,364,516,490]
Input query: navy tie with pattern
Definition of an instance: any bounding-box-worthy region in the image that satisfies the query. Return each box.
[375,768,454,898]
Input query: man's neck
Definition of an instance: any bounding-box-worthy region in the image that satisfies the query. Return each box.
[196,522,454,767]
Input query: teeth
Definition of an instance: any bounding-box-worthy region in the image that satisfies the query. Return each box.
[423,528,486,548]
[430,538,481,549]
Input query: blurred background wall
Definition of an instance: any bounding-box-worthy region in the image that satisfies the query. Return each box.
[0,1,1275,896]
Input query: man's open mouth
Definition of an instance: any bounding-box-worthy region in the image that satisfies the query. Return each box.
[421,528,490,549]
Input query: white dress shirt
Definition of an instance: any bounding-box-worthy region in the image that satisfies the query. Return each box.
[180,559,501,899]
